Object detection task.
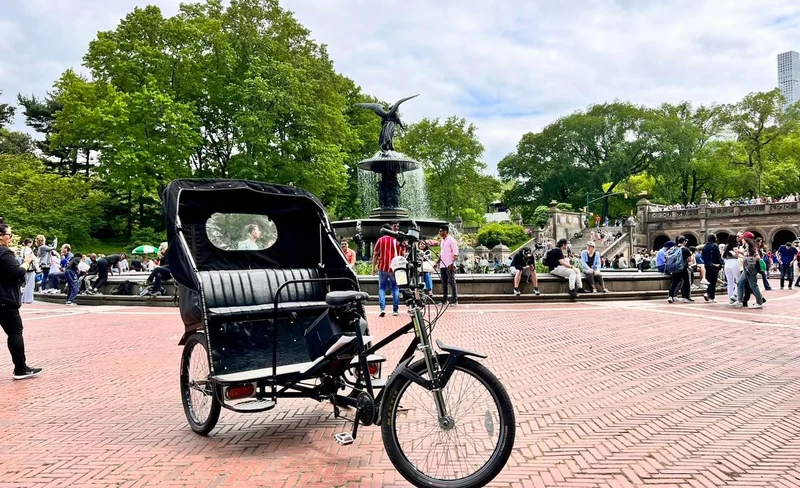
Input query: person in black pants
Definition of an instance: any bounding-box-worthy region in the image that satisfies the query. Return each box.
[89,253,126,294]
[701,234,722,303]
[667,236,694,303]
[0,223,42,380]
[147,244,170,295]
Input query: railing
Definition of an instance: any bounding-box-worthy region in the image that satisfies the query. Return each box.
[600,233,629,258]
[648,201,799,221]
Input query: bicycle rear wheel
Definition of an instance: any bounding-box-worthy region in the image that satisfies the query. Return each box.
[180,333,221,435]
[380,356,515,488]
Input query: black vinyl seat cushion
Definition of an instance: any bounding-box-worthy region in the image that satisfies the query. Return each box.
[198,269,327,318]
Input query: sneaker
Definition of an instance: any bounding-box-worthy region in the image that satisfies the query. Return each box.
[668,296,674,303]
[751,304,763,309]
[703,294,710,302]
[13,367,43,380]
[691,284,700,290]
[700,279,710,285]
[681,298,695,303]
[392,311,399,316]
[709,299,718,303]
[730,302,743,308]
[780,287,785,290]
[450,301,458,306]
[379,311,386,318]
[534,289,541,296]
[65,301,76,306]
[513,288,521,296]
[568,290,578,299]
[602,289,610,293]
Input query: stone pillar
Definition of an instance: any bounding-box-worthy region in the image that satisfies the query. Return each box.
[699,192,708,242]
[548,200,558,242]
[624,220,636,257]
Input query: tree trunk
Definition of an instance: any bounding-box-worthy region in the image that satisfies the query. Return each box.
[84,148,90,177]
[126,189,133,238]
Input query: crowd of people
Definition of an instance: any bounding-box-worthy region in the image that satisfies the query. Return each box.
[5,233,171,307]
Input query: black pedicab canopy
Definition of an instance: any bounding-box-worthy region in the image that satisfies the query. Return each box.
[162,179,351,292]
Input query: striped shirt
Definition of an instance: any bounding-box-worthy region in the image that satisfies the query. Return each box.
[373,235,399,272]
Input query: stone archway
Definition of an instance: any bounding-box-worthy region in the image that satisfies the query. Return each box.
[652,234,670,250]
[680,232,700,248]
[709,229,734,247]
[770,228,798,251]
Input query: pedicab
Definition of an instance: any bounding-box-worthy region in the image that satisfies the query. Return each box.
[163,179,516,488]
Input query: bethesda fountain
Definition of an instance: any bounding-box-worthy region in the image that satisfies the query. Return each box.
[331,94,446,259]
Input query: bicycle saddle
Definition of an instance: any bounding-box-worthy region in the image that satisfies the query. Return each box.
[325,290,370,307]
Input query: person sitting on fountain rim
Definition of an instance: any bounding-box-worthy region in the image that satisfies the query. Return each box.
[545,239,585,299]
[512,247,540,296]
[580,241,609,293]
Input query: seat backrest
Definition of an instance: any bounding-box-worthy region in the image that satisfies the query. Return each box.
[197,268,324,309]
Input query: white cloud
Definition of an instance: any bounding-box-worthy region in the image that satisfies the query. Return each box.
[1,0,798,173]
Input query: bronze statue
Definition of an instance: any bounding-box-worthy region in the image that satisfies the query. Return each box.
[356,95,419,152]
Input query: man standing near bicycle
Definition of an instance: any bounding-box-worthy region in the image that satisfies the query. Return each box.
[373,223,401,317]
[0,223,43,380]
[437,224,459,305]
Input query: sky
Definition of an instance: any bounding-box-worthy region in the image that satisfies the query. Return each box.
[1,0,799,174]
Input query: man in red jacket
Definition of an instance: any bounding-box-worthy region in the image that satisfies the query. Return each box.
[0,223,43,380]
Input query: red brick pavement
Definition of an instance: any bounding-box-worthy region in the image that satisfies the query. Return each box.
[1,286,799,487]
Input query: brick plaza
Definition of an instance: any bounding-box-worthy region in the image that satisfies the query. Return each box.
[1,289,799,487]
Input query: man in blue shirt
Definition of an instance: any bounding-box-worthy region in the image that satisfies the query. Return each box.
[777,241,798,289]
[656,241,675,273]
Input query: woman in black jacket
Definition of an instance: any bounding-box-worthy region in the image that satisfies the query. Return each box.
[0,224,42,380]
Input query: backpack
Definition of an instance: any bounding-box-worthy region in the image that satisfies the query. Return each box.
[664,247,684,274]
[111,280,134,295]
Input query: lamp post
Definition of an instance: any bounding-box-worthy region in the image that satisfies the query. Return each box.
[584,191,629,222]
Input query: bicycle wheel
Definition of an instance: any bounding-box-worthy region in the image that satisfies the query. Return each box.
[380,356,515,488]
[180,333,221,435]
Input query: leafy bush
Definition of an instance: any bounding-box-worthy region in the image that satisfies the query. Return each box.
[556,202,574,211]
[130,227,167,248]
[354,261,374,275]
[475,222,529,249]
[531,206,549,229]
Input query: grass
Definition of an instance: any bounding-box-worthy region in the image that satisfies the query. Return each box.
[76,239,137,256]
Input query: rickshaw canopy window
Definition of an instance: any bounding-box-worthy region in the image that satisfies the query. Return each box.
[163,179,347,293]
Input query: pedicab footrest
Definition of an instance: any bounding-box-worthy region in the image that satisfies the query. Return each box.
[227,398,276,413]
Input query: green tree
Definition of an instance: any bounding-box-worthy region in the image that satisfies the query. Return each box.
[397,116,500,221]
[724,89,800,195]
[52,0,364,232]
[17,91,81,174]
[0,154,106,244]
[0,89,35,155]
[500,102,659,218]
[475,222,528,249]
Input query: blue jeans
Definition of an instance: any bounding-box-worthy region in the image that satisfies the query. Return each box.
[65,269,79,303]
[378,270,399,312]
[423,272,433,292]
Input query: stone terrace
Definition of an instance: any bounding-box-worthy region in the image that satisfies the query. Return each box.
[1,287,799,487]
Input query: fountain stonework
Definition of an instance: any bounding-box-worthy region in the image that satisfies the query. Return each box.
[331,95,446,259]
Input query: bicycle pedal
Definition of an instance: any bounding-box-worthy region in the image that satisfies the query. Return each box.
[334,432,354,445]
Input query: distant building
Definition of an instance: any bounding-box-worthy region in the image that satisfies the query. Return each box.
[778,51,800,109]
[484,200,511,223]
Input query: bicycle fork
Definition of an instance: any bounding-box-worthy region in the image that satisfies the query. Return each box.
[412,305,454,429]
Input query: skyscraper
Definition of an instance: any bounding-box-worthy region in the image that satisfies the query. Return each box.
[778,51,800,109]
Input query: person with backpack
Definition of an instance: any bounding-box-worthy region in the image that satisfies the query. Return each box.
[655,241,674,273]
[701,234,722,303]
[666,236,694,303]
[545,238,584,299]
[0,223,43,380]
[64,253,83,306]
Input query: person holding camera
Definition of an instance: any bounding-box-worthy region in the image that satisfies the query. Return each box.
[0,223,43,380]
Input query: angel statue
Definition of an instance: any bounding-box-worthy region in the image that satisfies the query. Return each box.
[355,94,419,152]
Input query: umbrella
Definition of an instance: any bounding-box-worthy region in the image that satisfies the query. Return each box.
[132,245,158,255]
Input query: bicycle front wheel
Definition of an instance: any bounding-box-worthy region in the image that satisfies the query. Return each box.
[380,356,515,488]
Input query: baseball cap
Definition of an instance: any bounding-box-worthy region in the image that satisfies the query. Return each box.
[742,231,755,239]
[664,241,675,249]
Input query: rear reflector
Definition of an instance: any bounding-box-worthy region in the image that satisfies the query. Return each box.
[225,384,255,400]
[369,364,380,377]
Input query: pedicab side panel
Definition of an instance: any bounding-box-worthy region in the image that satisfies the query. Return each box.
[162,179,360,369]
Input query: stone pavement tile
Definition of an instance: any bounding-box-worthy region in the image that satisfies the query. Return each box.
[1,291,799,487]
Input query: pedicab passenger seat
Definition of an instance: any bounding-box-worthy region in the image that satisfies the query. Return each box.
[197,268,328,319]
